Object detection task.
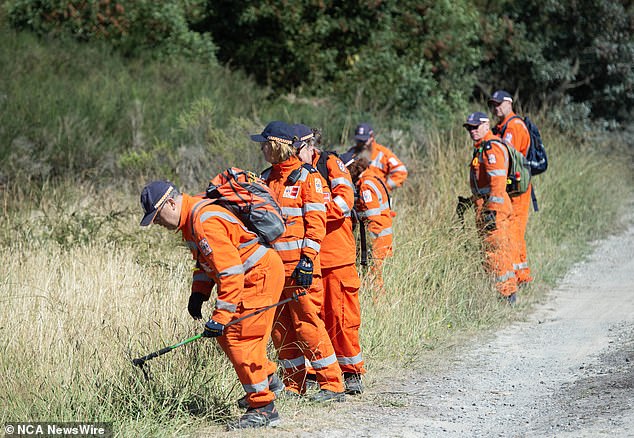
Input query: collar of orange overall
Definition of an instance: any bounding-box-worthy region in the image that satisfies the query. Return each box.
[176,193,205,233]
[499,111,518,127]
[273,155,303,175]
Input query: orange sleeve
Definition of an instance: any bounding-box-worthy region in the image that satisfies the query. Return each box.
[356,179,384,237]
[502,119,531,157]
[483,141,510,213]
[301,171,328,261]
[326,154,355,218]
[196,212,244,326]
[191,265,215,297]
[381,146,408,190]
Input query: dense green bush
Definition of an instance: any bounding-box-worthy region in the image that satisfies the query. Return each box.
[6,1,633,123]
[198,0,482,116]
[475,0,634,122]
[5,0,217,61]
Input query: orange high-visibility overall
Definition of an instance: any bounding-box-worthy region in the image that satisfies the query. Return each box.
[496,112,533,284]
[355,168,394,294]
[179,194,285,409]
[345,141,408,191]
[264,156,344,394]
[470,132,518,297]
[312,151,365,375]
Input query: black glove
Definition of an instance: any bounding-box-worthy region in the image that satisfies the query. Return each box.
[187,292,206,320]
[482,210,497,232]
[202,319,224,337]
[456,195,473,220]
[292,255,314,287]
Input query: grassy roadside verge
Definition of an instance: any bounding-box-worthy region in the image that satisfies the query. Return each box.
[0,123,631,436]
[1,22,633,437]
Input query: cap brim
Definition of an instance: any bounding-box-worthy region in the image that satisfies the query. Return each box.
[487,98,502,104]
[463,122,480,127]
[140,209,159,227]
[354,135,371,142]
[250,134,267,142]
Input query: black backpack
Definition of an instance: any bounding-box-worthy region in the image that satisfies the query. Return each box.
[495,115,548,176]
[315,150,339,188]
[523,116,548,176]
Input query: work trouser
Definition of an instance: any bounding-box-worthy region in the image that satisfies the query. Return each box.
[321,264,365,375]
[368,234,393,293]
[271,276,343,394]
[477,209,518,297]
[216,249,285,409]
[510,185,532,284]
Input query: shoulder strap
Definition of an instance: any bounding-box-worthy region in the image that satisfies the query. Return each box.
[260,166,273,181]
[498,115,523,136]
[372,175,392,209]
[189,199,216,244]
[301,163,318,173]
[316,151,331,184]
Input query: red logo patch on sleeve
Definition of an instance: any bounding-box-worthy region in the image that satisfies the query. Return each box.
[283,186,300,198]
[198,238,213,256]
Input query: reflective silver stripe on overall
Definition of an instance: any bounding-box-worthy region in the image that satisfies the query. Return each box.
[310,353,338,369]
[272,240,303,252]
[303,238,321,252]
[280,356,306,369]
[370,151,385,169]
[337,352,364,366]
[370,227,393,239]
[242,376,269,393]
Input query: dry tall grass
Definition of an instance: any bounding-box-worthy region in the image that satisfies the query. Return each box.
[0,123,630,435]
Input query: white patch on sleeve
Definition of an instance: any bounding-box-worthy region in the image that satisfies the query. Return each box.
[198,238,212,256]
[337,160,348,173]
[504,133,513,143]
[388,157,399,166]
[488,154,497,164]
[362,190,373,203]
[315,178,323,194]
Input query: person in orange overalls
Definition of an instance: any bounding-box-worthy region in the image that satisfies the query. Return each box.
[293,124,365,395]
[251,121,345,403]
[343,123,408,192]
[347,153,394,297]
[489,90,533,285]
[139,180,285,429]
[463,111,518,303]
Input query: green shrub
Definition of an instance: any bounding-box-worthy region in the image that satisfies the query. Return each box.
[5,0,217,61]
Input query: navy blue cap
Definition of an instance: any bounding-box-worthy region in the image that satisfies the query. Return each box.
[291,123,314,148]
[354,123,373,142]
[463,112,490,127]
[488,90,513,104]
[250,121,296,145]
[339,151,355,167]
[140,180,177,226]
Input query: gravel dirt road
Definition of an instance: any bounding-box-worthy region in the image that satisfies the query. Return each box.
[260,214,634,437]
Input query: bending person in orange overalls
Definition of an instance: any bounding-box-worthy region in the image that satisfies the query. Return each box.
[294,124,365,395]
[348,154,394,298]
[463,111,518,303]
[489,90,533,285]
[139,180,285,429]
[344,122,408,192]
[251,121,345,403]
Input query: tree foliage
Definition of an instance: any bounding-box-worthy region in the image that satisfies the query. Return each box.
[4,0,634,122]
[196,0,481,115]
[5,0,217,61]
[476,0,634,122]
